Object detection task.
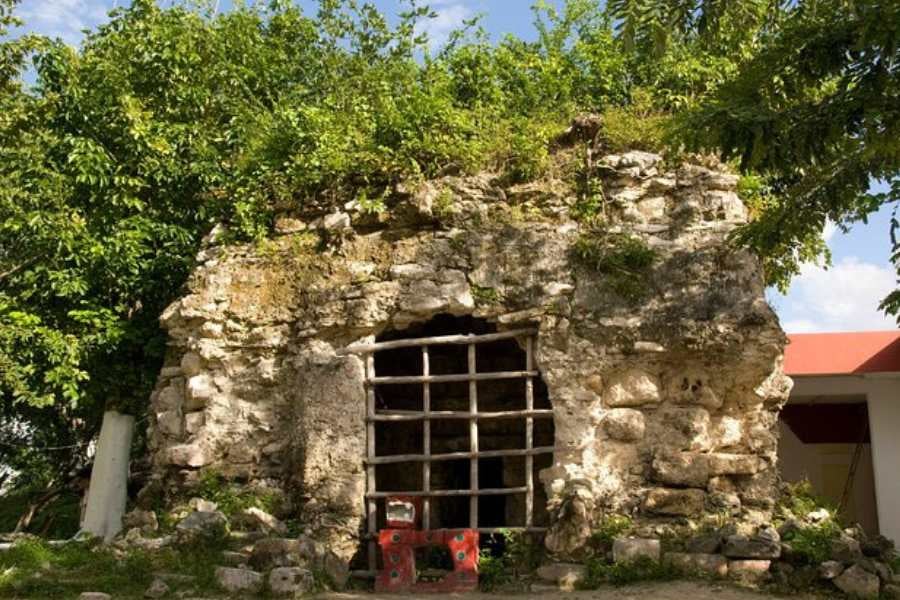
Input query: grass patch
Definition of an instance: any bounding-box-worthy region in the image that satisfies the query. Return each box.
[581,555,680,588]
[0,537,222,599]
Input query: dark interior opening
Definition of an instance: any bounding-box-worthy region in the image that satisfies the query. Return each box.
[372,314,554,533]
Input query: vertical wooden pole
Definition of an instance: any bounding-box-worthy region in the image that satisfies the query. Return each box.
[422,346,431,530]
[468,343,479,529]
[525,336,534,528]
[366,354,377,572]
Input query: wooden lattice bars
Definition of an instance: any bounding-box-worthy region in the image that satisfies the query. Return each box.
[350,328,554,573]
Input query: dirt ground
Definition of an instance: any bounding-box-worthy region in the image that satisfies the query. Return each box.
[315,580,813,600]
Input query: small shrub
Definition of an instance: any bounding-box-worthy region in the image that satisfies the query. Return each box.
[471,284,502,305]
[572,230,656,300]
[589,514,633,550]
[195,469,279,517]
[478,529,543,591]
[600,89,670,153]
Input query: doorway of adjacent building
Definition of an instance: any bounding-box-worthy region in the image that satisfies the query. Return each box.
[778,395,879,534]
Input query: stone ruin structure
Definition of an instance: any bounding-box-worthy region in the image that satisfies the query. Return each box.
[142,143,793,573]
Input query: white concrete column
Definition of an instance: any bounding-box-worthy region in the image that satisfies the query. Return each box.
[866,379,900,543]
[81,410,134,541]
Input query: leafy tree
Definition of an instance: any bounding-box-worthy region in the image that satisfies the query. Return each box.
[681,0,900,300]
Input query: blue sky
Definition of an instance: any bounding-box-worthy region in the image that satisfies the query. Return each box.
[11,0,898,333]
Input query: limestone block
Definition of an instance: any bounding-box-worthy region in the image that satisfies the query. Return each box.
[668,371,721,409]
[729,560,771,585]
[156,383,184,411]
[605,370,661,407]
[637,196,667,221]
[652,451,709,487]
[642,488,705,516]
[184,412,204,435]
[686,534,722,554]
[707,453,761,476]
[713,416,744,447]
[215,567,263,594]
[269,567,314,596]
[723,528,781,559]
[184,374,215,411]
[658,407,711,451]
[156,410,182,437]
[602,408,645,441]
[612,538,661,563]
[78,594,111,600]
[834,565,880,599]
[665,552,728,577]
[165,443,207,468]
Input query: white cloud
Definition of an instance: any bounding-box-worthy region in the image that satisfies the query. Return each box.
[416,1,472,49]
[17,0,110,45]
[778,257,897,332]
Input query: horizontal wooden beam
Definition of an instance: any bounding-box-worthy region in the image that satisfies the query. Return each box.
[369,409,554,422]
[366,445,556,465]
[368,370,538,386]
[366,486,527,498]
[340,328,537,355]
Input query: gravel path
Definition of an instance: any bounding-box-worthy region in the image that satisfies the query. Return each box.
[315,580,809,600]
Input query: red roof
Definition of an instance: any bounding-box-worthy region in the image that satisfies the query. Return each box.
[785,331,900,376]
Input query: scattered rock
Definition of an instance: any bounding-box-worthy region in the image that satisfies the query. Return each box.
[820,560,844,580]
[176,510,228,541]
[723,528,781,559]
[234,507,286,535]
[536,562,586,592]
[834,564,880,599]
[124,509,159,533]
[186,498,217,513]
[832,533,863,563]
[144,577,170,598]
[729,560,771,585]
[79,594,111,600]
[269,566,314,596]
[214,566,264,594]
[665,552,728,577]
[806,508,830,523]
[612,538,661,564]
[249,537,315,570]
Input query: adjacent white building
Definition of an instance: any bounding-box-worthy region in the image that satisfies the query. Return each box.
[781,331,900,543]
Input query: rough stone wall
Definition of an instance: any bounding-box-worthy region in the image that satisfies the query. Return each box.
[144,148,791,561]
